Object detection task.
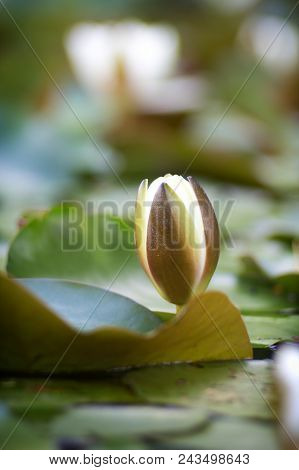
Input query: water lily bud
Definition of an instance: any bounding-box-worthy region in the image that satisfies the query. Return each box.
[135,174,220,305]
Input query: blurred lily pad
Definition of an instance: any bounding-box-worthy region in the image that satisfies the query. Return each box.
[210,273,299,315]
[124,360,273,419]
[239,240,299,294]
[0,377,136,416]
[0,410,52,450]
[0,273,251,373]
[51,405,207,439]
[243,314,299,348]
[211,272,299,348]
[159,415,279,450]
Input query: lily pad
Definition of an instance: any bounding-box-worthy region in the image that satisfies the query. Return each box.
[239,241,299,295]
[159,415,279,450]
[0,273,252,373]
[6,206,173,312]
[0,360,278,449]
[0,377,137,416]
[211,273,299,315]
[243,314,299,348]
[124,361,274,419]
[18,279,162,334]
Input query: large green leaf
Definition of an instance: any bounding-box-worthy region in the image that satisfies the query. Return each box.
[18,279,162,334]
[6,206,173,312]
[0,273,252,373]
[6,206,135,280]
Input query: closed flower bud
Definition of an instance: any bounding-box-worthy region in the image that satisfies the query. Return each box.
[135,174,220,305]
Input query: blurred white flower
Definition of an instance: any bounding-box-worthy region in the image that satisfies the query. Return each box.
[65,21,204,113]
[239,15,299,73]
[275,344,299,448]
